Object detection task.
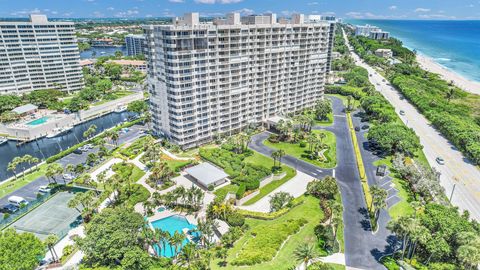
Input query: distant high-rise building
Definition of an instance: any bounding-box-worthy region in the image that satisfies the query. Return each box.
[0,14,83,95]
[354,24,380,37]
[144,12,335,148]
[125,34,146,56]
[369,30,390,40]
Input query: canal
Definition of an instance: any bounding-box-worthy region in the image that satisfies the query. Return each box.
[0,111,134,182]
[80,46,127,59]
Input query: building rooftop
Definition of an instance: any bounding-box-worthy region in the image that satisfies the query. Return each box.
[108,60,146,66]
[185,162,229,187]
[12,104,38,114]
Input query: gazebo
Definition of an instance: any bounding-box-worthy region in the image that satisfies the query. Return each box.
[185,162,228,189]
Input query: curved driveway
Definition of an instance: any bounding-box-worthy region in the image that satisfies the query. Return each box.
[249,97,392,269]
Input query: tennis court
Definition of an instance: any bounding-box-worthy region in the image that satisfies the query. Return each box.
[10,191,83,240]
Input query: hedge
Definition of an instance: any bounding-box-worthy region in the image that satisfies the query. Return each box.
[46,118,143,163]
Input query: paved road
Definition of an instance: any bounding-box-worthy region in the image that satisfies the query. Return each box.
[343,29,480,221]
[249,97,392,269]
[0,125,145,215]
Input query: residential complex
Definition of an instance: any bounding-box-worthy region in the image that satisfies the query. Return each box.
[0,14,83,95]
[144,12,335,148]
[125,34,146,56]
[354,24,389,40]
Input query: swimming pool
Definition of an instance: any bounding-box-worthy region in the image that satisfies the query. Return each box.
[150,215,198,257]
[26,116,50,126]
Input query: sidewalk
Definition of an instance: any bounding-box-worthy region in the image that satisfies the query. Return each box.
[237,170,313,213]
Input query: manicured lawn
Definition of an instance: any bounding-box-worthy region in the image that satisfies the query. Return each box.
[373,157,414,219]
[211,196,326,270]
[163,156,192,172]
[242,151,296,205]
[130,165,146,182]
[264,130,337,169]
[92,90,135,106]
[214,184,239,201]
[303,110,334,126]
[0,164,47,199]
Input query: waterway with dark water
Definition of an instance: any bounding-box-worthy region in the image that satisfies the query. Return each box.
[0,111,134,182]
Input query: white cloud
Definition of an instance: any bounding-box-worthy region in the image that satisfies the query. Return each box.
[308,1,319,5]
[115,9,140,17]
[418,14,456,19]
[322,11,336,16]
[235,8,254,15]
[63,12,73,17]
[86,0,95,2]
[146,14,153,18]
[107,7,115,11]
[389,5,397,10]
[467,4,475,7]
[415,8,431,13]
[346,11,362,19]
[346,11,406,19]
[51,11,58,15]
[10,8,41,16]
[169,0,185,2]
[195,0,243,3]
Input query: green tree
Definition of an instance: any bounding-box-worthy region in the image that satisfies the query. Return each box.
[120,247,152,270]
[127,100,148,114]
[315,98,332,120]
[370,185,388,222]
[293,244,317,270]
[269,191,294,212]
[95,79,113,94]
[306,176,338,201]
[67,96,88,112]
[104,62,122,80]
[0,94,22,114]
[0,228,44,270]
[44,234,59,262]
[76,207,146,267]
[368,123,422,156]
[45,162,64,184]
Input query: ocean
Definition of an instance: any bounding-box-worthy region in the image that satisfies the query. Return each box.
[347,20,480,82]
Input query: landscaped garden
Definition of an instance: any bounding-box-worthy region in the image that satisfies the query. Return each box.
[265,129,337,169]
[210,176,344,270]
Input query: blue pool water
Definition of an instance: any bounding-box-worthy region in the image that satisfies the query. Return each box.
[26,116,50,126]
[150,215,198,257]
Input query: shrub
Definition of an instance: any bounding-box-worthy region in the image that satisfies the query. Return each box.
[267,134,279,143]
[299,141,307,148]
[236,184,246,199]
[226,211,245,227]
[380,256,400,270]
[207,184,214,191]
[60,245,75,263]
[428,263,457,270]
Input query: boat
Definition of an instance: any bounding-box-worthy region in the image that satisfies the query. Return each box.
[114,106,127,113]
[100,51,106,54]
[0,137,8,145]
[46,126,73,138]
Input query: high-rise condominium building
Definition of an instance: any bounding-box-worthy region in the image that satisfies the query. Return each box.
[125,34,146,56]
[145,12,335,149]
[0,14,83,95]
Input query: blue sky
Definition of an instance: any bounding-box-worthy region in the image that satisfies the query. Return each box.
[1,0,480,19]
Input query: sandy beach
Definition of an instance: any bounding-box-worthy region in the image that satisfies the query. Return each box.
[416,54,480,95]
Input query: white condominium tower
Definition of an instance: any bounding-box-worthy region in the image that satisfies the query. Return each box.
[0,14,83,95]
[125,34,146,56]
[145,12,335,149]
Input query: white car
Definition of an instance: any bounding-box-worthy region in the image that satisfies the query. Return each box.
[63,173,74,181]
[84,144,94,149]
[38,186,52,193]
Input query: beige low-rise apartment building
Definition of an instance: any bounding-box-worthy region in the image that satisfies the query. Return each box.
[375,48,393,58]
[144,12,335,149]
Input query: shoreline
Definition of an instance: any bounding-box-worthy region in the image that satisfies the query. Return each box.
[416,54,480,95]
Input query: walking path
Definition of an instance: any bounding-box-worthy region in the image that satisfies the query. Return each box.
[237,170,313,213]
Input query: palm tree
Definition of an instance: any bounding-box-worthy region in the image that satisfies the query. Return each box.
[172,231,186,258]
[111,131,119,145]
[44,234,59,262]
[294,244,317,270]
[276,149,286,166]
[307,133,318,159]
[177,242,198,268]
[7,158,19,180]
[387,216,413,259]
[142,226,158,256]
[346,95,353,111]
[371,185,388,223]
[45,163,63,184]
[215,247,228,267]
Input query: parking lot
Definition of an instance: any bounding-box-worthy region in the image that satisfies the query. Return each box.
[0,124,145,218]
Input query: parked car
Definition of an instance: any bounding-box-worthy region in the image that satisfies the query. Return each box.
[436,157,445,165]
[376,165,387,176]
[355,126,361,132]
[382,79,386,82]
[0,204,19,214]
[362,125,370,130]
[84,144,94,150]
[8,196,28,207]
[38,186,52,194]
[73,148,83,155]
[78,146,89,152]
[63,173,74,181]
[399,110,405,115]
